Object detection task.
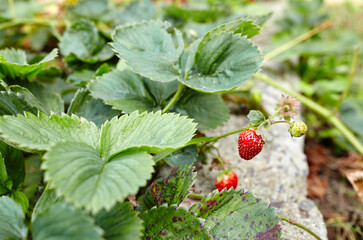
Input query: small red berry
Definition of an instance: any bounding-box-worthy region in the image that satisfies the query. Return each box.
[215,170,238,192]
[238,129,264,160]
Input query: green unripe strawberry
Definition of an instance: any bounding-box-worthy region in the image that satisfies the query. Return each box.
[289,121,307,137]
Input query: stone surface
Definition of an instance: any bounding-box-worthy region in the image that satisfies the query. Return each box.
[194,73,327,239]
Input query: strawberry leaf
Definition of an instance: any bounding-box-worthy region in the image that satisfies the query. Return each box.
[8,191,29,213]
[32,203,103,240]
[141,205,209,239]
[99,111,196,158]
[32,188,61,222]
[0,112,100,152]
[43,142,154,213]
[111,21,183,82]
[88,69,156,113]
[172,89,229,129]
[0,48,58,80]
[179,31,262,93]
[112,0,156,25]
[0,85,63,116]
[94,202,143,240]
[0,140,24,191]
[247,110,266,127]
[190,189,282,239]
[0,88,40,116]
[138,165,196,212]
[68,0,109,21]
[0,196,27,240]
[68,89,118,128]
[59,20,114,63]
[164,145,198,167]
[207,18,261,39]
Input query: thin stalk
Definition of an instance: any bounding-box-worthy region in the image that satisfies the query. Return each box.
[162,83,185,114]
[333,46,360,115]
[256,106,287,130]
[277,214,323,240]
[188,193,203,198]
[264,20,333,61]
[0,19,61,41]
[208,150,226,171]
[272,120,290,124]
[198,126,249,148]
[8,0,16,20]
[254,72,363,155]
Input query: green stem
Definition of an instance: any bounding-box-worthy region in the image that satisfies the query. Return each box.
[198,126,250,148]
[161,83,185,114]
[264,20,332,61]
[188,193,203,198]
[254,72,363,155]
[333,46,360,115]
[208,150,226,171]
[277,214,323,240]
[256,106,287,130]
[0,19,61,41]
[8,0,16,20]
[273,120,290,124]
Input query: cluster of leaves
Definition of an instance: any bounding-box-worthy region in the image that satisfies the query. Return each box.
[1,165,281,239]
[272,0,363,153]
[0,0,285,239]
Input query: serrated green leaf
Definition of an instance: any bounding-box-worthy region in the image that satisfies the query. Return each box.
[59,20,114,63]
[1,85,49,115]
[0,140,24,191]
[0,89,39,116]
[22,155,42,201]
[138,165,196,212]
[36,92,64,115]
[0,153,8,190]
[172,89,229,129]
[68,89,118,128]
[141,205,209,239]
[113,0,156,25]
[143,79,179,107]
[95,202,143,240]
[111,21,183,82]
[0,48,58,80]
[32,188,61,222]
[247,110,266,127]
[179,32,262,93]
[68,0,109,21]
[0,196,27,240]
[190,189,282,239]
[32,203,103,240]
[99,111,197,158]
[88,69,155,113]
[207,18,261,39]
[43,142,154,213]
[67,69,95,86]
[164,145,197,167]
[9,191,29,213]
[0,112,100,152]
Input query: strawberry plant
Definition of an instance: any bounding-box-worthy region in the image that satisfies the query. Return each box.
[0,0,326,239]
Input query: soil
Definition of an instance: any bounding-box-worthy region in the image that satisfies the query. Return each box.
[305,139,363,240]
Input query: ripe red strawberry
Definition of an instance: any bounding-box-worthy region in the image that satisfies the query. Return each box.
[238,129,264,160]
[215,170,238,191]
